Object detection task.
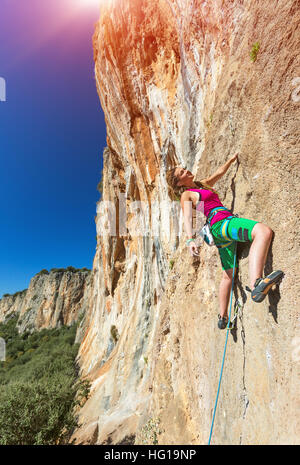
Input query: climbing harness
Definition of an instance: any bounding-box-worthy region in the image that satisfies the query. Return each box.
[199,207,238,249]
[207,206,233,223]
[199,223,215,246]
[208,241,237,445]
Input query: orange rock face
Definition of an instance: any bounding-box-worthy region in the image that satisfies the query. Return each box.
[73,0,300,445]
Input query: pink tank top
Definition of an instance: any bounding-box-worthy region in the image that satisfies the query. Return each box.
[186,188,233,226]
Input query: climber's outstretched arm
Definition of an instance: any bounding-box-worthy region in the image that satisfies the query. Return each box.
[200,153,238,187]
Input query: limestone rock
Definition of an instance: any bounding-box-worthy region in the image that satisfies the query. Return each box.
[1,0,295,445]
[72,0,300,445]
[0,269,92,334]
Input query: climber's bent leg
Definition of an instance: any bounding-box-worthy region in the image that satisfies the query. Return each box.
[211,216,256,319]
[248,222,273,289]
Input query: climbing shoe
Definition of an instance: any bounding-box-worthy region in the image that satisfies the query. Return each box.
[218,315,233,330]
[251,270,284,303]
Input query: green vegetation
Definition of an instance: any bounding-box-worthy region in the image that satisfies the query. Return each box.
[0,316,90,445]
[97,179,103,195]
[110,325,119,344]
[2,289,28,299]
[250,41,260,62]
[36,269,49,276]
[49,266,91,273]
[135,417,163,445]
[36,266,91,275]
[206,113,214,128]
[97,167,104,196]
[169,259,175,270]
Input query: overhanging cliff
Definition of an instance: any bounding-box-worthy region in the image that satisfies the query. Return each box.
[73,0,300,445]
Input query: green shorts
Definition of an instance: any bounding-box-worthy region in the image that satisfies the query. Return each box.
[210,216,259,270]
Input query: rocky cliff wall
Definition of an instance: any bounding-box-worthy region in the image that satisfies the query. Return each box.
[73,0,300,445]
[0,269,92,334]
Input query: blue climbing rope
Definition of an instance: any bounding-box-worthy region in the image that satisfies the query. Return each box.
[208,241,237,445]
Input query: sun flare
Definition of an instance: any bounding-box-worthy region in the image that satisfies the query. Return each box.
[76,0,101,7]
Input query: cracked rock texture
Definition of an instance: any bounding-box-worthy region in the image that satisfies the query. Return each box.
[72,0,300,445]
[70,0,300,445]
[13,0,298,445]
[0,269,92,334]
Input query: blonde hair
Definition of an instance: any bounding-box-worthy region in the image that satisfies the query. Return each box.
[166,167,218,201]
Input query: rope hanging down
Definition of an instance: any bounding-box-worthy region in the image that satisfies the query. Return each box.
[208,242,237,445]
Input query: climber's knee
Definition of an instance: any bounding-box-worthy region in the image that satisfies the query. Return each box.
[251,223,273,241]
[222,267,236,282]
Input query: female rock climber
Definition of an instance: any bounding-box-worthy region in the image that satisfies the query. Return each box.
[166,154,283,330]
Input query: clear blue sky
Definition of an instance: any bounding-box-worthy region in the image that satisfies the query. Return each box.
[0,0,106,297]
